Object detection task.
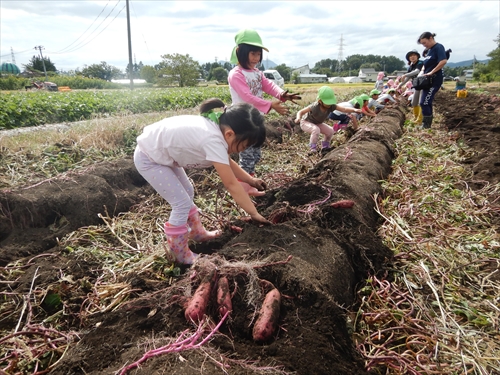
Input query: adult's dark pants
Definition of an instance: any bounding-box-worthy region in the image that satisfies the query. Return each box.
[420,73,444,117]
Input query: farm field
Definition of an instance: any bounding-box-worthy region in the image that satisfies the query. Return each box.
[0,83,499,375]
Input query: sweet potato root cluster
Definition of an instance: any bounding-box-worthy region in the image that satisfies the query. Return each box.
[183,260,283,343]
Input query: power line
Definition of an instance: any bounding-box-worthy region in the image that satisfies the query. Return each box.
[49,0,124,55]
[130,0,154,66]
[53,0,112,54]
[0,48,35,59]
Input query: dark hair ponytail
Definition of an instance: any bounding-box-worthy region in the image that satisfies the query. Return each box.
[199,98,266,148]
[418,32,436,44]
[199,98,226,113]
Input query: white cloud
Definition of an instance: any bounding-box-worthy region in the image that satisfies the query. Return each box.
[1,0,498,72]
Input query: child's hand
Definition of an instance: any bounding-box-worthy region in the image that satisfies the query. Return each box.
[250,177,267,192]
[271,100,289,115]
[250,213,272,225]
[240,181,266,196]
[281,90,302,104]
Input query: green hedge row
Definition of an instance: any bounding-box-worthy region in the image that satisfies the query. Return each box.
[0,87,232,129]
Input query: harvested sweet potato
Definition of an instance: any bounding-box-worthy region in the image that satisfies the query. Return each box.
[216,276,232,318]
[184,271,215,322]
[330,199,355,208]
[252,288,281,342]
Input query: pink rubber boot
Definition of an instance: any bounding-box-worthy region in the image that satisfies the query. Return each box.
[187,206,222,242]
[164,223,198,264]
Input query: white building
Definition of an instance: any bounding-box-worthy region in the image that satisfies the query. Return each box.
[344,76,363,84]
[328,77,346,83]
[358,68,378,82]
[292,64,327,83]
[463,69,474,81]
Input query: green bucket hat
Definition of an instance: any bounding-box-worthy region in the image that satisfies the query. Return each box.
[230,29,269,64]
[359,94,371,102]
[317,86,337,105]
[370,89,381,96]
[349,96,364,107]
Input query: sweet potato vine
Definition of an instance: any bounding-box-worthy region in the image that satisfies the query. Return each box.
[353,124,500,375]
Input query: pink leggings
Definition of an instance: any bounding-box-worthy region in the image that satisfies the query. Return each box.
[134,147,194,226]
[300,120,334,145]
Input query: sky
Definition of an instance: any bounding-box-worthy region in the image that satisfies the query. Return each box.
[1,0,498,73]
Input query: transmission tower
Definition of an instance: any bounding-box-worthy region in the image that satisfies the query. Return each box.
[336,34,345,73]
[10,47,16,64]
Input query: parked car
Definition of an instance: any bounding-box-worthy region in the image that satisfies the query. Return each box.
[263,69,285,88]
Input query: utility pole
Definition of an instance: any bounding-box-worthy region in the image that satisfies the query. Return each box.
[34,45,48,81]
[126,0,134,90]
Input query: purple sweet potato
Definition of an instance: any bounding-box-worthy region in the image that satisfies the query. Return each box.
[330,199,355,208]
[184,271,215,322]
[252,288,281,342]
[216,276,232,318]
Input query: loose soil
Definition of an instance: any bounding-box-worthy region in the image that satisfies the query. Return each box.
[0,88,499,375]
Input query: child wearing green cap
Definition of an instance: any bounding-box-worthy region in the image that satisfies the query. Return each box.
[358,94,377,118]
[134,98,270,264]
[368,89,385,113]
[377,89,397,105]
[329,99,362,132]
[295,86,361,154]
[228,29,300,194]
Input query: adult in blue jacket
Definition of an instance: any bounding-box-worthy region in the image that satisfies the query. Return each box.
[417,32,448,129]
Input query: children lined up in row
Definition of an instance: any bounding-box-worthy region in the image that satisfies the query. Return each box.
[134,28,448,264]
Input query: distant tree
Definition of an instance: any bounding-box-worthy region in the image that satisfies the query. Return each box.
[158,53,200,87]
[211,66,228,83]
[314,67,333,77]
[312,58,339,73]
[223,62,233,71]
[274,63,291,82]
[360,62,382,71]
[81,61,121,81]
[24,55,57,72]
[124,61,143,79]
[443,66,464,77]
[140,65,158,83]
[484,34,500,79]
[343,54,404,74]
[204,62,221,80]
[384,55,406,73]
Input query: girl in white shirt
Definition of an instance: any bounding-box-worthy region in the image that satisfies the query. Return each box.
[134,98,270,264]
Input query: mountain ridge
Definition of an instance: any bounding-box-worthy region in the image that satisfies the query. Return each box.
[218,58,489,70]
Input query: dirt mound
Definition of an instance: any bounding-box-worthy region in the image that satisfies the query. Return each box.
[434,90,500,187]
[0,159,153,266]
